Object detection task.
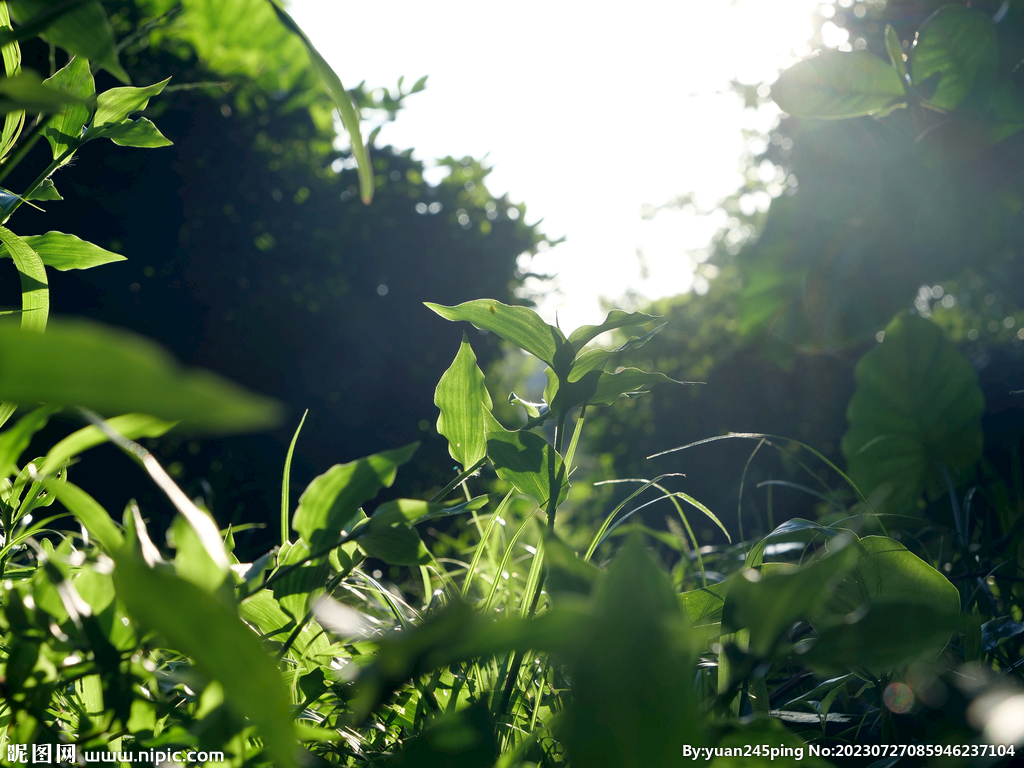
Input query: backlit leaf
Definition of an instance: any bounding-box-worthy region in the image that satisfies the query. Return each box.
[41,55,93,163]
[841,314,984,512]
[0,319,282,433]
[8,0,127,83]
[0,69,88,113]
[567,309,659,353]
[103,117,172,148]
[113,554,297,767]
[40,413,176,476]
[0,231,124,271]
[426,299,570,371]
[89,77,169,130]
[911,5,996,112]
[292,443,417,550]
[483,409,568,509]
[435,333,491,469]
[772,49,905,119]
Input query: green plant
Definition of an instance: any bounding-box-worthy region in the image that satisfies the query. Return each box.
[0,2,1022,767]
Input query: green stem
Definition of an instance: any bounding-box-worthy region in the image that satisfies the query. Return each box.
[6,142,76,221]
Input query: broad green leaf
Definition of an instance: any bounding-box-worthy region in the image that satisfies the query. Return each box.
[239,588,335,668]
[772,49,905,119]
[483,409,568,509]
[819,535,960,620]
[0,404,56,477]
[112,555,297,768]
[722,540,859,657]
[911,5,996,112]
[24,179,60,201]
[426,299,570,371]
[266,1,373,204]
[553,367,684,412]
[369,495,489,527]
[41,55,93,164]
[435,333,492,469]
[800,602,965,675]
[273,539,328,619]
[292,442,417,550]
[0,319,282,433]
[841,314,984,512]
[356,517,429,566]
[679,580,729,628]
[0,1,23,159]
[0,69,87,113]
[561,535,705,768]
[44,479,123,551]
[0,231,124,271]
[8,0,127,83]
[103,117,172,148]
[807,535,961,673]
[89,77,169,130]
[567,309,659,353]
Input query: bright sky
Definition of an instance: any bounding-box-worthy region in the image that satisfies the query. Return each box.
[291,0,820,329]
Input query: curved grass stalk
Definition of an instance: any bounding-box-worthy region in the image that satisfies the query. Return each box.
[461,489,513,600]
[482,513,535,614]
[280,409,307,546]
[584,473,683,561]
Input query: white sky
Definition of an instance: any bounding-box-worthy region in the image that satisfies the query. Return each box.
[291,0,820,330]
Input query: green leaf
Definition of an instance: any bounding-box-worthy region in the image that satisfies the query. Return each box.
[722,540,859,657]
[8,0,127,83]
[567,309,659,353]
[0,2,24,160]
[169,514,229,594]
[273,539,328,620]
[0,226,47,333]
[41,55,93,164]
[841,314,984,512]
[0,319,282,433]
[266,1,373,204]
[426,299,570,371]
[103,117,172,148]
[0,405,56,477]
[89,77,169,130]
[885,24,908,84]
[0,231,124,271]
[24,179,60,201]
[39,414,175,476]
[553,367,685,413]
[44,479,123,551]
[560,535,705,768]
[911,5,996,113]
[483,409,568,509]
[772,49,906,119]
[807,535,961,674]
[356,518,429,566]
[800,602,966,675]
[291,443,417,551]
[112,555,297,768]
[239,589,335,668]
[679,580,729,627]
[435,333,492,469]
[0,69,88,113]
[369,495,489,527]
